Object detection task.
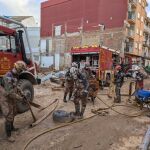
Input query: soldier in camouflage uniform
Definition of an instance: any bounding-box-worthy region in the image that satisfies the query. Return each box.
[70,64,89,118]
[63,69,74,103]
[114,65,125,103]
[82,64,98,104]
[0,61,26,142]
[82,64,93,80]
[88,79,99,104]
[63,62,78,103]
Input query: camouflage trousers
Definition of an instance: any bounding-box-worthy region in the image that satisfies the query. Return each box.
[108,82,115,98]
[73,90,87,116]
[88,79,99,103]
[0,86,17,122]
[63,81,74,102]
[114,82,123,103]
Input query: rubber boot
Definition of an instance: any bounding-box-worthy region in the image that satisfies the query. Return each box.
[63,93,67,103]
[11,122,18,132]
[80,107,86,119]
[74,104,80,116]
[91,97,95,105]
[114,97,121,103]
[5,121,15,143]
[114,97,117,103]
[114,88,121,103]
[118,96,121,103]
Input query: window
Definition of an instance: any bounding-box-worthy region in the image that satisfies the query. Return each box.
[136,28,139,34]
[137,13,140,19]
[0,36,16,53]
[142,1,145,7]
[55,25,62,36]
[135,42,138,49]
[0,36,10,51]
[140,30,143,36]
[34,55,39,61]
[141,16,144,22]
[139,43,142,50]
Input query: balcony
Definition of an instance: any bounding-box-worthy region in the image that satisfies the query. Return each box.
[127,30,135,40]
[125,44,134,53]
[144,25,150,33]
[129,0,137,9]
[128,12,136,24]
[141,49,150,59]
[143,39,150,47]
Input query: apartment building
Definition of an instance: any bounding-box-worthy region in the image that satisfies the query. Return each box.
[125,0,148,64]
[41,0,148,68]
[143,16,150,66]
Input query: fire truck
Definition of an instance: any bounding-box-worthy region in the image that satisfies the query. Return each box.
[70,45,120,87]
[0,16,38,113]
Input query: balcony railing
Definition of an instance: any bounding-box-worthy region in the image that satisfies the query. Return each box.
[143,39,150,47]
[128,12,136,20]
[141,49,150,58]
[144,25,150,33]
[128,30,135,37]
[125,46,133,53]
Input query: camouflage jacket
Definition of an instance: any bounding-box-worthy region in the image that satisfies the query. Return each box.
[3,71,17,94]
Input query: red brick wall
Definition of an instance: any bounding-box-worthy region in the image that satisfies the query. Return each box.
[41,0,128,37]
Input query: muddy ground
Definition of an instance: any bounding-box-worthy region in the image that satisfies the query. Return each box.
[0,78,150,150]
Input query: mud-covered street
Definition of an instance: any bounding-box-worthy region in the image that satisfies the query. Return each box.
[0,78,150,150]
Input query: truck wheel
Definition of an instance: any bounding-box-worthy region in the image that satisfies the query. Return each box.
[16,79,34,113]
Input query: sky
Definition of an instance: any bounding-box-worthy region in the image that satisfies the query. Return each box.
[147,0,150,16]
[0,0,45,25]
[0,0,150,26]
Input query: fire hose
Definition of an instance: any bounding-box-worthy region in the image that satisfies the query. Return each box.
[17,87,59,124]
[23,96,147,150]
[96,96,147,117]
[31,99,59,127]
[17,88,37,122]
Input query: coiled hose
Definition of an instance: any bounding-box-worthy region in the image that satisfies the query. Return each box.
[23,96,147,150]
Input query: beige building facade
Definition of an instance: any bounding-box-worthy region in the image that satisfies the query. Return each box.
[125,0,148,64]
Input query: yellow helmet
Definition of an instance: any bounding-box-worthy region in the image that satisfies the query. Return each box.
[14,61,27,73]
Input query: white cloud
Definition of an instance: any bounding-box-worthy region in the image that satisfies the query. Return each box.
[0,0,44,24]
[1,0,150,24]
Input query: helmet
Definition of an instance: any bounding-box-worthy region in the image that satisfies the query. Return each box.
[71,62,78,68]
[115,65,121,71]
[14,61,27,73]
[70,67,78,80]
[70,67,78,74]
